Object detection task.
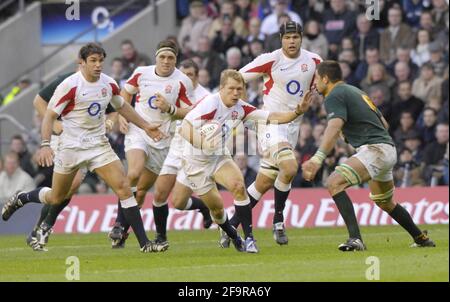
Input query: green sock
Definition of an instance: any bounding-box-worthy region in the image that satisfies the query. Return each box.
[332,191,362,240]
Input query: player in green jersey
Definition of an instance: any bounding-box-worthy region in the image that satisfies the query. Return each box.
[302,61,435,251]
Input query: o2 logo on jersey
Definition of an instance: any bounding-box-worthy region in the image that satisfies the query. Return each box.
[88,102,101,117]
[148,95,158,110]
[286,80,304,97]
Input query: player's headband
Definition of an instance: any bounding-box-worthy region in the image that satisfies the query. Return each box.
[155,47,178,57]
[279,21,303,37]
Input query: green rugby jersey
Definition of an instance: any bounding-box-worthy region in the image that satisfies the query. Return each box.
[324,83,394,148]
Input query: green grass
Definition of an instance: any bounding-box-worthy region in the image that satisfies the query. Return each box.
[0,225,447,282]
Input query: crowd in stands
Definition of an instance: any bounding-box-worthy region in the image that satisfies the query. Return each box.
[1,0,448,199]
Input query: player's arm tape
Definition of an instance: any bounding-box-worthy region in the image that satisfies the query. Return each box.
[168,104,178,115]
[40,139,51,148]
[310,150,327,165]
[105,119,114,128]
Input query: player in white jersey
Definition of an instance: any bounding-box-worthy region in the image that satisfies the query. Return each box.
[176,70,313,253]
[222,21,322,246]
[149,59,213,244]
[24,68,118,251]
[108,40,196,251]
[2,43,165,253]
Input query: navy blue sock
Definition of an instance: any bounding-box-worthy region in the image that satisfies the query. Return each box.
[122,205,148,248]
[153,204,169,240]
[188,197,208,211]
[218,217,238,240]
[18,188,44,205]
[230,192,259,228]
[273,187,290,224]
[234,204,253,239]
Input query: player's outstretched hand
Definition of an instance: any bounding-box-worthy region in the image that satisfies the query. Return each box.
[38,146,54,167]
[118,115,129,134]
[301,159,321,181]
[144,123,166,142]
[154,93,170,113]
[297,90,314,115]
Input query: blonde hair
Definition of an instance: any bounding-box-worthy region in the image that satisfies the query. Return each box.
[365,63,388,84]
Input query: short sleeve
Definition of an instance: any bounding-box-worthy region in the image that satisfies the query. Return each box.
[325,95,347,122]
[124,68,142,95]
[109,82,124,109]
[241,103,269,122]
[48,80,76,116]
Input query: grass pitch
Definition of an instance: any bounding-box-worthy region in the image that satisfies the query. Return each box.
[0,224,447,282]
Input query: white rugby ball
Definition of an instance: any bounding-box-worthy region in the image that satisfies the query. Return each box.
[199,121,222,151]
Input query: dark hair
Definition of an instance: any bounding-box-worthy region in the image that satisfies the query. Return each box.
[156,39,179,56]
[11,134,24,142]
[78,43,106,61]
[112,57,123,64]
[121,39,134,47]
[179,59,199,75]
[423,106,438,116]
[317,60,343,83]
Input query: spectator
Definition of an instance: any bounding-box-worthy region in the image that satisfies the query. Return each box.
[422,123,449,185]
[417,107,439,144]
[337,49,359,72]
[9,135,36,177]
[393,61,413,84]
[368,86,393,123]
[225,47,244,70]
[394,147,425,187]
[244,39,265,62]
[0,152,35,203]
[339,60,359,86]
[379,6,415,65]
[353,13,380,61]
[120,40,151,77]
[431,0,449,32]
[260,0,302,36]
[110,57,127,88]
[354,47,383,83]
[427,41,448,77]
[411,29,432,67]
[444,143,449,185]
[360,63,396,103]
[234,153,257,187]
[302,19,329,59]
[423,122,449,165]
[246,17,265,43]
[235,0,257,22]
[211,15,246,56]
[177,1,212,53]
[419,10,438,39]
[208,0,248,40]
[391,81,424,130]
[322,0,357,59]
[196,36,227,89]
[393,111,418,146]
[412,62,443,103]
[198,68,213,91]
[402,0,432,28]
[403,130,424,163]
[1,78,31,107]
[387,46,419,79]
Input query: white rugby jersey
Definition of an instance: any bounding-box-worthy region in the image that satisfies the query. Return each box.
[171,84,211,153]
[124,65,195,148]
[240,48,322,114]
[183,92,270,158]
[48,71,124,149]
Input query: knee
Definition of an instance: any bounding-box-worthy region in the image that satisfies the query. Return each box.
[172,195,186,210]
[229,180,246,199]
[154,187,169,204]
[127,170,141,185]
[326,174,346,196]
[209,207,224,220]
[281,163,298,180]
